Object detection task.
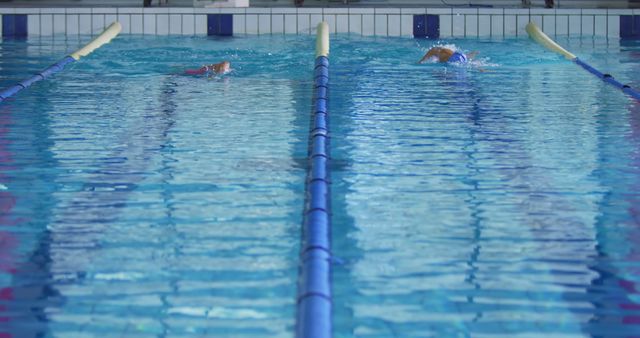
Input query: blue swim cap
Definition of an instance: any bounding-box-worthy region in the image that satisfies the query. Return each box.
[448,51,468,63]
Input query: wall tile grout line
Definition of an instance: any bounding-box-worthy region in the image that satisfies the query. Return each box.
[6,9,638,38]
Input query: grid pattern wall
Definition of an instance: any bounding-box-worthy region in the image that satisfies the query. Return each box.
[0,7,638,37]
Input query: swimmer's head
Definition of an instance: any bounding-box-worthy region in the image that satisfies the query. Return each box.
[216,61,231,74]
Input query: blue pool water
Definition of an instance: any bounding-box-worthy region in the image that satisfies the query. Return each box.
[330,36,640,337]
[0,35,313,337]
[0,34,639,337]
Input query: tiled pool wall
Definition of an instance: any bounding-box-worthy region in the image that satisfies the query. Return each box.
[1,7,640,38]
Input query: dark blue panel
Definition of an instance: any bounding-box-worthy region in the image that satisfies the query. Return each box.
[14,14,27,37]
[207,14,219,36]
[620,15,634,38]
[635,15,640,37]
[426,14,440,39]
[413,14,426,38]
[219,14,233,36]
[3,14,15,38]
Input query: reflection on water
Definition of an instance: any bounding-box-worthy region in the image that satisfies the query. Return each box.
[0,35,310,337]
[330,35,640,337]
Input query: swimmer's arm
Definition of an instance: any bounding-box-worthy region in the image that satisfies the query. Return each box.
[418,49,439,64]
[467,51,479,60]
[184,65,208,75]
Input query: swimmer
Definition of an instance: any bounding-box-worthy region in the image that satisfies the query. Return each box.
[185,61,231,76]
[418,47,478,64]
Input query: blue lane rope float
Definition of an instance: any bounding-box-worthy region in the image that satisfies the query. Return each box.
[0,21,122,103]
[296,21,332,338]
[526,22,640,101]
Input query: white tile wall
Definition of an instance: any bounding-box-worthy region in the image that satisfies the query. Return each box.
[157,14,169,35]
[40,14,53,35]
[244,14,258,34]
[388,15,400,37]
[607,15,619,37]
[542,15,556,36]
[478,15,490,37]
[440,15,452,38]
[374,14,386,36]
[284,14,296,34]
[67,14,80,35]
[569,15,582,35]
[258,14,270,34]
[131,14,143,34]
[4,7,636,38]
[400,14,412,37]
[272,14,284,34]
[143,14,155,34]
[182,14,195,35]
[516,15,528,36]
[117,14,130,34]
[336,14,348,34]
[504,15,517,36]
[349,14,362,35]
[323,14,336,34]
[27,14,39,36]
[556,15,568,35]
[530,15,543,29]
[93,14,105,32]
[594,15,606,36]
[362,14,374,36]
[452,14,464,37]
[79,14,91,34]
[106,14,118,27]
[310,14,323,33]
[53,14,65,35]
[169,14,181,34]
[491,15,503,37]
[465,14,478,37]
[233,13,246,34]
[297,14,309,34]
[581,15,594,36]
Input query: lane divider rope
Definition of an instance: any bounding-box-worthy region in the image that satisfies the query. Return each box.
[296,21,332,338]
[526,21,640,101]
[0,21,122,102]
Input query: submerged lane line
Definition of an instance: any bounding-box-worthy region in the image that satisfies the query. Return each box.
[526,21,640,101]
[296,21,332,338]
[0,21,122,103]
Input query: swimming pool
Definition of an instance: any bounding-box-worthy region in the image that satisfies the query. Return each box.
[1,33,639,337]
[329,36,640,336]
[0,35,313,336]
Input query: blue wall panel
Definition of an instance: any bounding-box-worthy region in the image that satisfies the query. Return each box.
[3,14,15,37]
[220,14,233,36]
[2,14,28,38]
[207,14,220,36]
[413,14,439,39]
[620,15,640,39]
[207,14,233,36]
